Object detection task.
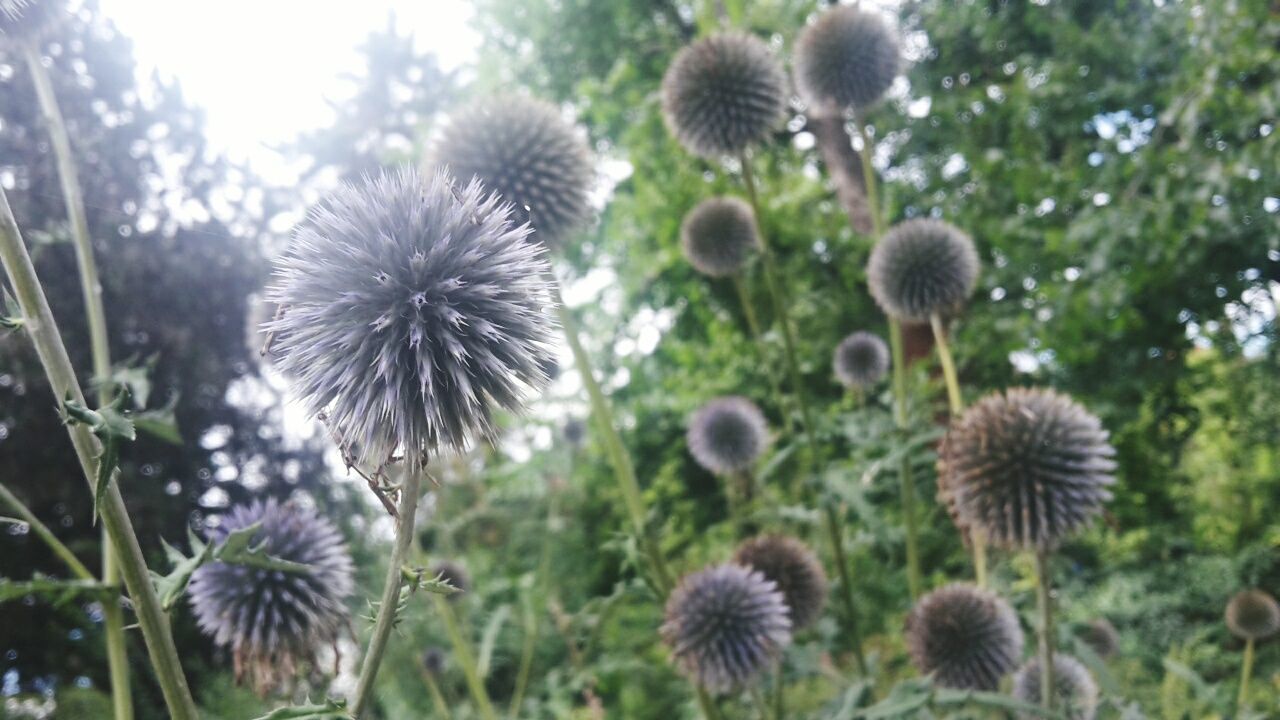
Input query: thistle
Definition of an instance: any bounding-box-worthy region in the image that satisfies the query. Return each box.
[904,584,1023,691]
[680,197,760,278]
[1079,618,1119,659]
[562,417,587,448]
[188,499,355,692]
[435,96,594,246]
[867,219,979,324]
[661,563,792,694]
[795,4,900,111]
[687,396,770,475]
[266,167,557,466]
[833,331,889,390]
[1226,589,1280,711]
[431,559,471,599]
[661,32,787,158]
[421,647,447,677]
[733,535,827,630]
[1012,653,1099,720]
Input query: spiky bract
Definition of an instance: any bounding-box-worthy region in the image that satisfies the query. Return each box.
[1012,654,1099,720]
[867,219,979,323]
[904,584,1023,691]
[435,96,594,246]
[188,499,354,691]
[833,331,889,389]
[680,197,759,277]
[661,563,792,694]
[795,5,900,111]
[0,0,56,37]
[687,396,770,475]
[661,32,786,158]
[267,167,556,464]
[1080,618,1119,659]
[937,387,1116,550]
[733,535,827,630]
[1225,589,1280,641]
[431,560,470,599]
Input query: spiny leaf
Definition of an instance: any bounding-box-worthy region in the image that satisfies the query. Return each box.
[151,522,311,611]
[401,566,462,597]
[213,520,313,574]
[62,390,136,524]
[151,533,211,611]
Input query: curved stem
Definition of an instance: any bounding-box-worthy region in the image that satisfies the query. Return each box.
[0,189,197,719]
[731,273,787,423]
[435,595,498,720]
[24,42,132,720]
[889,321,922,600]
[822,503,867,675]
[552,279,673,593]
[0,483,94,580]
[350,469,425,718]
[1034,549,1055,712]
[1238,636,1254,713]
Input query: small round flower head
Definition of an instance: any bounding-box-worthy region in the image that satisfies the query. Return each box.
[1080,618,1119,659]
[1012,654,1099,720]
[421,647,447,677]
[267,167,557,465]
[435,97,594,246]
[833,331,889,390]
[188,499,355,691]
[867,219,979,323]
[431,560,470,598]
[1225,589,1280,641]
[904,584,1024,691]
[687,396,770,475]
[937,387,1116,550]
[661,32,787,158]
[680,197,760,278]
[661,563,792,694]
[733,535,827,630]
[562,417,587,448]
[795,5,900,111]
[0,0,57,38]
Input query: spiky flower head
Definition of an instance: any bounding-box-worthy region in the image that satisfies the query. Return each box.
[562,417,587,447]
[0,0,56,37]
[188,499,354,691]
[687,396,770,475]
[661,32,787,158]
[1225,589,1280,641]
[733,535,827,630]
[267,167,557,466]
[833,331,889,390]
[661,563,792,694]
[435,97,594,246]
[421,647,446,677]
[680,197,759,278]
[1012,654,1099,720]
[795,5,900,111]
[937,387,1116,550]
[904,584,1023,691]
[431,559,470,599]
[1080,618,1119,659]
[867,219,979,323]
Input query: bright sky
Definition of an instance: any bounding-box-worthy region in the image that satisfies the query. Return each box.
[98,0,480,184]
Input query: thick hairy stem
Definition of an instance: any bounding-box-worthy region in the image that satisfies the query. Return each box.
[1034,549,1055,711]
[435,595,499,720]
[1238,637,1254,713]
[822,504,867,675]
[350,469,425,718]
[889,321,922,600]
[0,189,197,719]
[552,280,674,592]
[24,42,132,720]
[732,273,787,422]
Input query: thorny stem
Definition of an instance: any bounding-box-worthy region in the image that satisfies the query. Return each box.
[1238,636,1254,714]
[0,188,198,719]
[23,41,132,720]
[731,273,787,423]
[0,483,94,581]
[350,468,425,718]
[435,594,499,720]
[1034,549,1055,712]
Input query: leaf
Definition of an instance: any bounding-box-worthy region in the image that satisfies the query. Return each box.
[62,390,137,524]
[401,566,463,597]
[151,522,312,610]
[934,687,1070,718]
[106,354,160,409]
[213,521,313,574]
[133,395,182,444]
[0,287,22,331]
[150,532,211,611]
[249,698,349,720]
[477,603,511,679]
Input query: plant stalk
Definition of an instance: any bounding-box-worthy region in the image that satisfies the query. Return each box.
[434,595,499,720]
[0,188,198,719]
[23,41,132,720]
[889,320,922,600]
[0,483,94,581]
[1238,636,1254,713]
[508,492,558,718]
[350,469,425,718]
[1034,549,1055,711]
[416,657,454,720]
[822,503,867,675]
[731,273,787,421]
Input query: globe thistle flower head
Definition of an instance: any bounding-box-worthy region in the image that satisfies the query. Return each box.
[431,559,470,599]
[795,5,900,111]
[1225,589,1280,641]
[562,417,587,448]
[733,535,827,630]
[937,387,1116,550]
[867,219,979,323]
[188,499,355,692]
[661,32,787,158]
[1012,654,1099,720]
[421,647,447,677]
[680,197,759,278]
[904,583,1024,691]
[1080,618,1119,659]
[661,563,792,694]
[267,167,557,465]
[833,331,889,390]
[435,96,594,247]
[687,396,771,475]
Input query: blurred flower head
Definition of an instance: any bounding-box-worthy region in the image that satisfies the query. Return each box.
[1080,618,1119,659]
[680,196,759,278]
[1012,653,1099,720]
[833,331,889,390]
[267,167,557,464]
[733,535,827,630]
[867,219,979,323]
[687,396,770,475]
[795,5,900,111]
[1226,589,1280,641]
[904,583,1023,690]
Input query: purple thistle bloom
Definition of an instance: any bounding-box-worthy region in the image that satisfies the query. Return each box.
[904,583,1024,691]
[687,396,770,475]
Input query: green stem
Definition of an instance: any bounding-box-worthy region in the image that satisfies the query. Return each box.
[416,658,454,720]
[0,188,197,719]
[552,279,674,593]
[889,321,922,600]
[1238,636,1254,713]
[24,41,132,720]
[749,684,769,720]
[772,665,784,720]
[435,595,499,720]
[695,686,724,720]
[822,503,867,675]
[508,495,557,718]
[1034,549,1055,712]
[350,469,425,718]
[0,483,94,580]
[731,273,787,423]
[851,119,883,239]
